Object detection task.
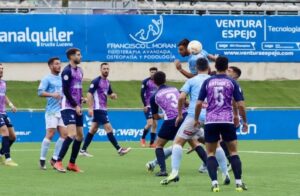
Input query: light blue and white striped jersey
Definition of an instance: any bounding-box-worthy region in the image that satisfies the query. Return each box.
[180,74,210,121]
[38,74,62,114]
[188,50,209,75]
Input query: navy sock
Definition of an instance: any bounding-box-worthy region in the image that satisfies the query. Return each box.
[82,132,94,151]
[70,139,82,164]
[141,129,149,139]
[195,145,207,165]
[57,137,73,162]
[107,132,120,150]
[207,156,219,181]
[0,139,14,155]
[2,136,10,159]
[150,133,156,145]
[155,148,166,172]
[230,155,242,180]
[220,141,230,160]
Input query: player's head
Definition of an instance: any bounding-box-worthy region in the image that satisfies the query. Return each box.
[100,63,110,78]
[153,71,166,86]
[0,63,3,78]
[227,66,241,80]
[149,67,158,79]
[177,38,190,57]
[196,58,209,73]
[215,56,229,73]
[66,48,81,65]
[48,57,61,75]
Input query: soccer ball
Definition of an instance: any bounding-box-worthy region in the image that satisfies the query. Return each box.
[187,40,202,55]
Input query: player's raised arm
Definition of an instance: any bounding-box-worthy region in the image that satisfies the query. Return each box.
[175,60,195,79]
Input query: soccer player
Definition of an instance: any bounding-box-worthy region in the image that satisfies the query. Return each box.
[194,56,248,192]
[79,63,131,157]
[38,57,67,170]
[53,48,84,173]
[161,58,229,185]
[0,63,18,166]
[174,38,217,79]
[150,71,187,176]
[140,67,158,148]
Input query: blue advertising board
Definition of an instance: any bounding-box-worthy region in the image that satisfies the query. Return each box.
[4,109,300,143]
[0,15,299,62]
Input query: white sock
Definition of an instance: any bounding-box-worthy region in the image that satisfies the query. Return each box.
[215,146,229,176]
[171,144,183,174]
[236,179,242,185]
[212,180,219,186]
[40,138,51,160]
[52,137,65,160]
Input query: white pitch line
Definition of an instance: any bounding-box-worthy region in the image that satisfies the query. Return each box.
[11,148,300,155]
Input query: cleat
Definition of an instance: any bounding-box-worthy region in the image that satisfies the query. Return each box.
[49,158,56,169]
[5,159,18,167]
[79,150,94,157]
[236,183,248,192]
[199,164,208,173]
[145,162,155,172]
[222,174,230,185]
[149,143,156,148]
[118,147,131,156]
[186,147,195,154]
[211,184,220,192]
[155,171,168,177]
[67,163,83,173]
[40,160,47,170]
[160,173,180,185]
[140,139,146,147]
[0,155,5,165]
[54,161,66,173]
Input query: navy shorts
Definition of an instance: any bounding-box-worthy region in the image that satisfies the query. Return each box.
[61,109,83,127]
[92,110,109,125]
[158,113,187,141]
[204,123,237,143]
[144,107,153,119]
[0,114,13,128]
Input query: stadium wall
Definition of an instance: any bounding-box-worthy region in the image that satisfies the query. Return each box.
[3,62,300,81]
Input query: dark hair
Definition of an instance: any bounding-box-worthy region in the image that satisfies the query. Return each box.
[149,67,158,72]
[229,66,242,78]
[100,62,109,68]
[66,48,80,59]
[196,58,209,71]
[215,56,229,72]
[177,39,190,47]
[47,57,60,66]
[153,71,166,86]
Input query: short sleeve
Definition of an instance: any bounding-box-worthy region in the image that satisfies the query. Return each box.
[180,80,191,94]
[198,79,208,101]
[38,77,49,95]
[88,79,99,94]
[232,80,244,102]
[150,95,159,115]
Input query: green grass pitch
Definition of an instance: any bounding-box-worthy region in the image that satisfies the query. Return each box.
[0,141,299,196]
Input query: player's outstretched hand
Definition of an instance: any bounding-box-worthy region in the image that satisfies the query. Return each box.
[88,108,94,117]
[110,93,117,100]
[175,115,183,127]
[75,105,82,116]
[242,123,248,133]
[174,59,182,71]
[11,106,17,113]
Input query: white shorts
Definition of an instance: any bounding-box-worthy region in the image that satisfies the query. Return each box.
[176,116,204,140]
[45,112,65,129]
